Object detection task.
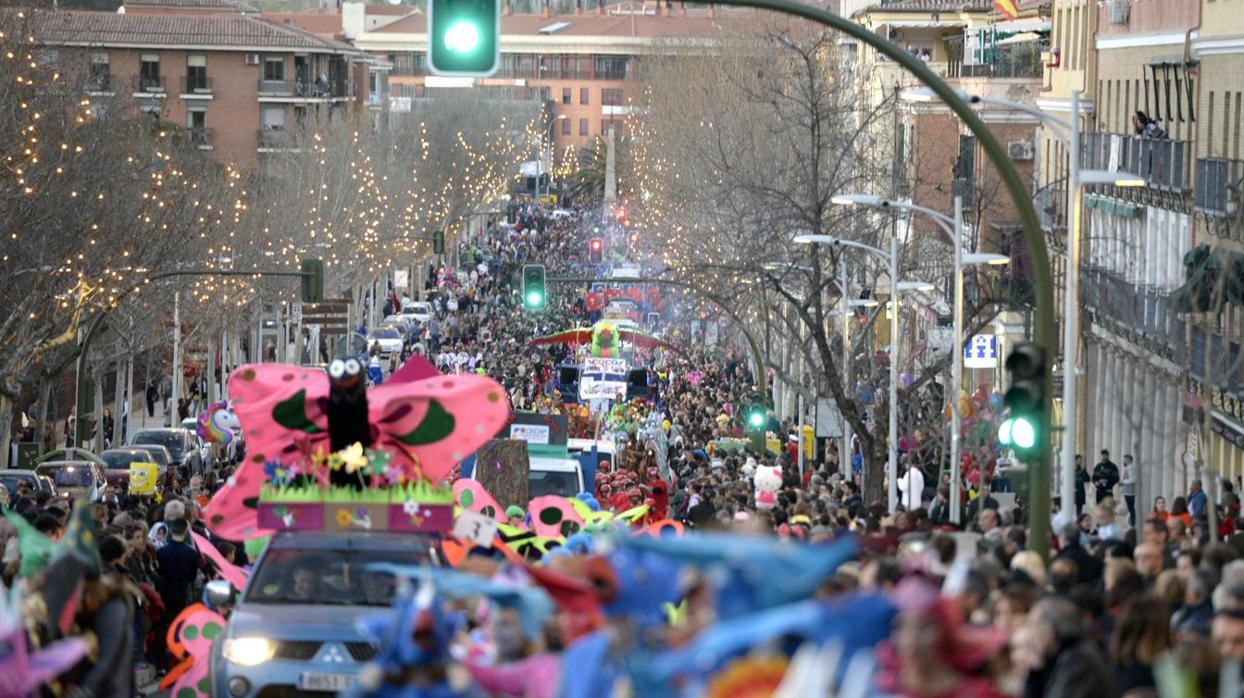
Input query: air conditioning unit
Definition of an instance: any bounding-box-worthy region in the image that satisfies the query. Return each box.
[245,54,261,66]
[1008,141,1035,161]
[1108,0,1130,25]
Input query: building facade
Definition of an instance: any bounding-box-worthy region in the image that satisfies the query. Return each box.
[1039,0,1244,513]
[34,2,371,167]
[351,5,722,164]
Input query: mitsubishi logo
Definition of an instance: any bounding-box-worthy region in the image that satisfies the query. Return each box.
[317,644,347,664]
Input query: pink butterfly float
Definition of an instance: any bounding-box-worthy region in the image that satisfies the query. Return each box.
[204,359,509,540]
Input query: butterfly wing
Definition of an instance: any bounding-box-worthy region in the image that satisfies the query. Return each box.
[204,364,330,540]
[367,373,510,484]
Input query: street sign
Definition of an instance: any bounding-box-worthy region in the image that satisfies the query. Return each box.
[815,397,844,438]
[964,335,1000,369]
[301,299,349,335]
[290,303,303,324]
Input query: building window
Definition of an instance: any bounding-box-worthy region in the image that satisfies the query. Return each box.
[187,107,209,146]
[140,53,161,91]
[88,51,109,92]
[562,87,571,105]
[580,87,589,105]
[413,52,427,76]
[579,118,588,136]
[261,105,286,130]
[595,56,628,80]
[561,117,571,135]
[601,88,623,106]
[186,54,208,93]
[263,56,285,83]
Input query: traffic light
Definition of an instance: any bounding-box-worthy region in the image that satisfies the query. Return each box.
[300,258,324,303]
[998,343,1046,454]
[522,264,546,310]
[744,401,767,453]
[433,230,445,255]
[428,0,500,76]
[746,406,766,430]
[589,237,603,264]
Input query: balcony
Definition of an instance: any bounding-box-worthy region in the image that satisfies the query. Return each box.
[257,128,296,150]
[138,75,164,93]
[1195,157,1244,217]
[1081,132,1193,193]
[189,127,213,149]
[1081,268,1184,357]
[180,76,213,96]
[85,72,112,94]
[947,39,1045,80]
[258,77,350,99]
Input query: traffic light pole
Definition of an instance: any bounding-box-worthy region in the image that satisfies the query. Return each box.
[74,268,312,449]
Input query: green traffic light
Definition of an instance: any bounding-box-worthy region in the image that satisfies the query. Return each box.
[444,20,481,53]
[998,417,1013,446]
[428,0,500,76]
[1011,416,1037,450]
[748,410,765,428]
[525,290,544,307]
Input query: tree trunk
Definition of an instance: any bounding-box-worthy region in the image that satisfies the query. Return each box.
[33,377,51,450]
[0,393,13,469]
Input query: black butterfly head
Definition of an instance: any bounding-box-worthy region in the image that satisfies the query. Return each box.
[328,358,363,390]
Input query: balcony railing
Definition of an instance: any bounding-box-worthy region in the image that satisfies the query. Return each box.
[258,77,350,98]
[257,128,293,148]
[138,75,163,93]
[86,72,112,93]
[1082,268,1185,348]
[1195,157,1244,216]
[180,76,212,95]
[189,127,213,148]
[1081,132,1193,192]
[947,40,1045,80]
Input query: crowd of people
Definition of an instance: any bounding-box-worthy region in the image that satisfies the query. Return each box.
[6,200,1244,697]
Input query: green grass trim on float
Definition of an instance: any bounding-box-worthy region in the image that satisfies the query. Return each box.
[258,480,455,505]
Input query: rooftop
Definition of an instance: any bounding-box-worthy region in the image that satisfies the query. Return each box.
[371,8,727,38]
[34,10,360,52]
[262,11,345,40]
[123,0,259,12]
[854,0,994,14]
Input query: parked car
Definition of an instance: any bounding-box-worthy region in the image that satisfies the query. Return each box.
[210,531,438,697]
[130,428,202,475]
[100,447,165,477]
[34,461,106,502]
[0,470,58,499]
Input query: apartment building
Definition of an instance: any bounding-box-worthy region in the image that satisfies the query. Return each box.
[1037,0,1244,504]
[852,1,1048,253]
[351,4,724,162]
[33,1,371,167]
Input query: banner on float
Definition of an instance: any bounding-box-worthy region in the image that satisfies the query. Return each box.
[510,423,551,444]
[580,357,628,401]
[964,335,1000,369]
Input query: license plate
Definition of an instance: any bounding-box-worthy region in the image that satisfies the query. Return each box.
[298,672,357,691]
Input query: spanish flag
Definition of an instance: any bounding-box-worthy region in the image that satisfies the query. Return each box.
[995,0,1019,19]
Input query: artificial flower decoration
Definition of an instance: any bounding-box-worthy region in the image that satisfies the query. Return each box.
[262,460,294,488]
[341,443,368,474]
[367,450,393,479]
[336,509,354,527]
[403,499,421,516]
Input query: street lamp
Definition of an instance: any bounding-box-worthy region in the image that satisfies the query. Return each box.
[901,86,1143,521]
[830,193,1010,523]
[794,232,933,512]
[539,114,568,202]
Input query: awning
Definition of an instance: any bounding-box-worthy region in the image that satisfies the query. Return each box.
[996,31,1043,45]
[1083,194,1141,218]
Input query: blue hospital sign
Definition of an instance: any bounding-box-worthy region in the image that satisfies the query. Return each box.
[964,335,1000,369]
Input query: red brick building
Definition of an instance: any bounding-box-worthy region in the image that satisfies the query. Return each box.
[34,0,375,167]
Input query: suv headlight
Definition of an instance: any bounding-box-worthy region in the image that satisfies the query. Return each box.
[222,637,276,666]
